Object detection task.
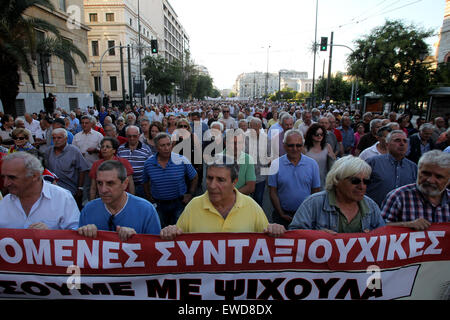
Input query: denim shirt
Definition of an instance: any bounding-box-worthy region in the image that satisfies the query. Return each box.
[288,190,386,233]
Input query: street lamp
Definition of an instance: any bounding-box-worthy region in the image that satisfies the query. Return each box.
[262,45,271,99]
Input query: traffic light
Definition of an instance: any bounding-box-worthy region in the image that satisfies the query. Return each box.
[151,39,158,54]
[320,37,328,51]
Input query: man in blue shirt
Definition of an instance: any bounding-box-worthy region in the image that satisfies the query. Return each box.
[78,160,161,241]
[268,129,321,228]
[143,132,198,228]
[338,116,355,155]
[366,130,418,207]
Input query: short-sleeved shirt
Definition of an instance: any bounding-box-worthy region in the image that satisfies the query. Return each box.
[45,144,90,195]
[366,154,417,207]
[79,194,161,235]
[221,150,256,189]
[381,183,450,223]
[117,141,152,185]
[143,152,197,200]
[72,129,104,167]
[0,181,80,230]
[89,156,134,180]
[176,189,269,233]
[268,154,321,212]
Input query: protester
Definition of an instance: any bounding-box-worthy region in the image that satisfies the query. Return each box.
[78,160,161,241]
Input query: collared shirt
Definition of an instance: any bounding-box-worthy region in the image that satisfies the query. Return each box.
[268,154,321,212]
[366,154,417,207]
[117,141,153,185]
[73,129,104,167]
[221,150,256,188]
[45,144,90,195]
[338,126,355,151]
[359,142,383,161]
[381,183,450,223]
[0,181,80,230]
[328,189,369,233]
[176,189,269,233]
[143,152,197,200]
[24,119,41,137]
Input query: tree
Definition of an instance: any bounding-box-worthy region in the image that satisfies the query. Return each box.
[347,20,433,112]
[0,0,87,117]
[315,73,353,104]
[142,55,179,97]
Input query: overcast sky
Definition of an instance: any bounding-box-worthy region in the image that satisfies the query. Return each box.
[169,0,446,90]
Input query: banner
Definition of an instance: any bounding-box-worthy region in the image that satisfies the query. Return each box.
[0,224,449,300]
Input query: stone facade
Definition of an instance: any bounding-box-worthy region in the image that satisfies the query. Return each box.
[438,0,450,63]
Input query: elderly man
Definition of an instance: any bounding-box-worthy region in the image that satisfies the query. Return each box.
[359,125,392,161]
[44,128,90,207]
[355,119,383,156]
[289,156,385,233]
[365,130,418,207]
[221,106,237,129]
[338,116,355,155]
[318,117,338,157]
[268,129,321,228]
[24,113,41,139]
[78,160,161,241]
[160,155,286,240]
[271,113,294,157]
[296,111,314,136]
[104,123,128,145]
[0,152,80,229]
[117,125,153,198]
[406,123,435,164]
[143,132,198,228]
[73,115,103,167]
[381,150,449,229]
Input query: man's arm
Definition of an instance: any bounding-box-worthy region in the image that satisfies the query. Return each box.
[238,181,256,195]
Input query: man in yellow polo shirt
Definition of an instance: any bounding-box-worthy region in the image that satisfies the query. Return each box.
[160,155,286,240]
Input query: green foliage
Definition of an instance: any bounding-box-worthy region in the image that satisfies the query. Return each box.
[347,19,434,111]
[142,55,179,97]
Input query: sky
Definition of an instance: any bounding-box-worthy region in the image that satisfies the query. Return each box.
[169,0,446,90]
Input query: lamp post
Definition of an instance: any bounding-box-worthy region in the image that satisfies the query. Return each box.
[263,45,271,99]
[311,0,318,109]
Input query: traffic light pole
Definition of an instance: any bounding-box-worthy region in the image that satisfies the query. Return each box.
[311,0,319,109]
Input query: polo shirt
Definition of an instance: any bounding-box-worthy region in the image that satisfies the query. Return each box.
[79,193,161,235]
[143,152,197,200]
[0,181,80,230]
[366,154,417,207]
[268,154,321,212]
[176,189,269,233]
[73,129,104,167]
[45,144,90,195]
[117,141,153,185]
[221,150,256,189]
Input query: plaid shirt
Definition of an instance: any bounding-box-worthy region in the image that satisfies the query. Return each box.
[381,183,450,223]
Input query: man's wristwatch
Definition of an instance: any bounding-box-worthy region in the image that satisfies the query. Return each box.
[78,187,84,190]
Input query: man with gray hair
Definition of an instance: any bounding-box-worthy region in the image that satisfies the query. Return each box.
[0,152,80,229]
[160,154,286,240]
[381,150,450,229]
[268,129,321,228]
[406,123,435,164]
[270,113,294,157]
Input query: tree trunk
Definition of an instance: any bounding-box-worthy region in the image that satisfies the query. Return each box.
[0,53,20,118]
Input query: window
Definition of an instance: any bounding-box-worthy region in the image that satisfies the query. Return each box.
[92,40,99,56]
[106,13,114,22]
[130,18,132,26]
[110,76,117,91]
[108,40,115,55]
[15,99,26,116]
[69,98,79,111]
[89,13,98,22]
[94,76,100,91]
[64,60,74,85]
[59,0,66,11]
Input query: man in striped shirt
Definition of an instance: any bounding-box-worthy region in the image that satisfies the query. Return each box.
[381,150,450,230]
[143,132,198,228]
[117,125,152,198]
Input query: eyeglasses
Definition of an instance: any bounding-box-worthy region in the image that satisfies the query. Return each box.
[314,133,324,137]
[126,134,139,138]
[349,177,370,185]
[223,111,230,113]
[108,215,115,231]
[178,125,189,129]
[101,145,114,149]
[286,144,303,148]
[13,136,27,140]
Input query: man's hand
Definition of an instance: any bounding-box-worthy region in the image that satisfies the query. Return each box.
[280,212,293,223]
[321,228,337,235]
[116,226,136,242]
[160,225,183,240]
[78,224,98,238]
[264,223,286,237]
[405,218,431,231]
[28,222,49,230]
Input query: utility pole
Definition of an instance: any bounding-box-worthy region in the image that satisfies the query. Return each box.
[311,0,318,109]
[326,31,334,107]
[127,45,133,107]
[120,43,126,110]
[137,0,143,106]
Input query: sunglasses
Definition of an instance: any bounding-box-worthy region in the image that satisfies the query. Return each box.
[349,177,370,185]
[286,143,303,148]
[178,125,189,128]
[223,111,230,113]
[313,133,324,137]
[13,136,27,140]
[108,215,115,231]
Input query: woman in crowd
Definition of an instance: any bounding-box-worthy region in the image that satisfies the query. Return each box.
[303,123,336,190]
[89,137,135,200]
[352,122,365,155]
[289,155,385,233]
[8,128,44,163]
[144,121,164,154]
[267,111,279,128]
[166,114,178,135]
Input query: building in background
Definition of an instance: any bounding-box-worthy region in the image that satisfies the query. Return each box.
[0,0,93,115]
[437,0,450,63]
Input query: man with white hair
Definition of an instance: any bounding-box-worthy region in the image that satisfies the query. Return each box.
[406,123,435,164]
[24,113,41,138]
[288,155,385,233]
[381,150,450,229]
[0,152,80,229]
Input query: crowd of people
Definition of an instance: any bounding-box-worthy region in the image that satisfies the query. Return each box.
[0,101,449,241]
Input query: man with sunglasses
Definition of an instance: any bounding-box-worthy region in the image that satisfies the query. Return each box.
[268,129,321,228]
[365,130,417,207]
[221,107,237,129]
[289,156,385,233]
[78,160,161,241]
